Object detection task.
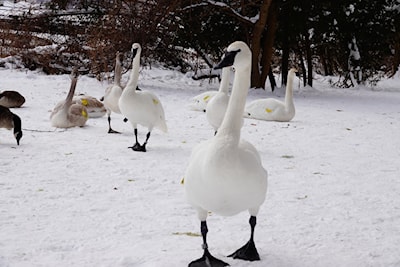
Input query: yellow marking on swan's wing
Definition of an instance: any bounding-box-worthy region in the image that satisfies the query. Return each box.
[153,98,159,105]
[266,108,273,113]
[203,95,210,102]
[81,99,88,106]
[81,109,88,118]
[180,177,185,184]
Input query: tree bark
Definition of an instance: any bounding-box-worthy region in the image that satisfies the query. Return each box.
[250,0,272,88]
[259,0,278,89]
[303,29,313,87]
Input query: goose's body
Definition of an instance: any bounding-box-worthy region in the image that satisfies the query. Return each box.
[206,67,231,133]
[0,105,22,145]
[188,91,218,112]
[185,41,268,266]
[0,90,25,108]
[118,43,167,152]
[245,68,296,122]
[50,69,88,128]
[72,95,106,118]
[103,51,124,133]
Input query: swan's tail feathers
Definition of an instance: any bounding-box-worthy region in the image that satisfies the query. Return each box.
[157,119,168,133]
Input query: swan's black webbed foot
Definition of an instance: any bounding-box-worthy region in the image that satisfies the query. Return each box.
[228,239,260,261]
[129,142,146,152]
[189,248,229,267]
[108,128,120,134]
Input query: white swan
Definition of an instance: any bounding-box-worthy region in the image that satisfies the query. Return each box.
[0,90,25,108]
[0,105,22,145]
[72,95,106,118]
[103,51,124,133]
[205,67,231,134]
[188,90,218,112]
[184,41,268,266]
[50,68,88,128]
[118,43,167,152]
[244,68,297,122]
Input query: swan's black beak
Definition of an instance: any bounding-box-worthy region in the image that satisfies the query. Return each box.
[214,49,240,70]
[131,48,138,58]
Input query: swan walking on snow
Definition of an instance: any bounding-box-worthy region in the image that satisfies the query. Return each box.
[0,105,22,145]
[245,68,297,122]
[206,67,231,134]
[50,68,88,128]
[118,43,167,152]
[184,41,268,266]
[103,51,124,133]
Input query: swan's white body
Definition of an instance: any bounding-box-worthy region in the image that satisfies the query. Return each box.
[72,95,106,118]
[118,43,167,149]
[185,41,268,221]
[50,70,88,128]
[188,91,218,112]
[245,68,296,122]
[206,67,231,132]
[104,52,124,116]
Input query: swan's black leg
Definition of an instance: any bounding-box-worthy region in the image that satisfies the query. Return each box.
[107,115,120,134]
[228,216,260,261]
[129,128,145,152]
[140,132,151,152]
[189,221,229,267]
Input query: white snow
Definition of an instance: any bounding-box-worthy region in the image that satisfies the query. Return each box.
[1,67,400,267]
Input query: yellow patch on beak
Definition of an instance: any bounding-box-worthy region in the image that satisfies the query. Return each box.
[153,98,159,105]
[81,99,88,106]
[266,108,273,113]
[82,109,88,118]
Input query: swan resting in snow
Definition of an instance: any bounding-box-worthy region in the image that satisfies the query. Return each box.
[118,43,167,152]
[245,68,297,122]
[0,105,22,145]
[205,67,231,134]
[188,90,218,112]
[50,68,88,128]
[72,95,106,118]
[184,41,268,266]
[103,51,124,133]
[0,90,25,108]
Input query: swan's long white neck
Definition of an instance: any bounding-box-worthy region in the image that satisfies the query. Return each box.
[125,51,140,91]
[114,58,122,87]
[285,70,295,108]
[216,66,250,145]
[219,67,230,94]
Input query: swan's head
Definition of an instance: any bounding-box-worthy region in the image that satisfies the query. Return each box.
[214,41,251,71]
[131,43,141,58]
[70,67,79,79]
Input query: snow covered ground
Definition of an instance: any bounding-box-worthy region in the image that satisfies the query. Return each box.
[0,66,399,267]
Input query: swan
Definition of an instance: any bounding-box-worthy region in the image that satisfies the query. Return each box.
[0,90,25,108]
[103,51,124,133]
[244,68,297,122]
[206,67,231,134]
[0,105,22,145]
[50,68,88,128]
[188,90,218,112]
[118,43,167,152]
[72,95,106,118]
[184,41,268,266]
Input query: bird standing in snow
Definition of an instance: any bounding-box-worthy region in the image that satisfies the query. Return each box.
[118,43,167,152]
[184,41,268,266]
[0,105,22,145]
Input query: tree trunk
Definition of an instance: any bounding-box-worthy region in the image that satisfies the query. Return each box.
[298,47,307,87]
[250,0,272,88]
[392,33,400,77]
[303,29,313,87]
[268,66,277,91]
[259,0,278,89]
